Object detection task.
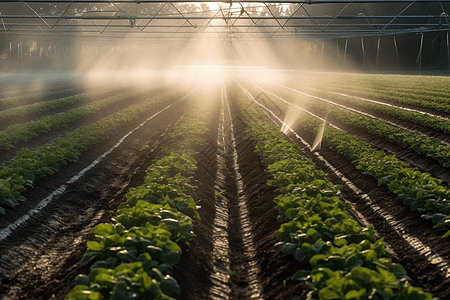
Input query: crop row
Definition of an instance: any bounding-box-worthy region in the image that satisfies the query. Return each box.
[280,83,450,135]
[238,89,436,300]
[264,85,450,168]
[0,94,84,121]
[0,88,79,107]
[315,74,450,111]
[285,96,450,168]
[66,96,211,300]
[316,105,450,167]
[330,86,450,114]
[324,129,450,238]
[298,73,450,97]
[265,91,450,238]
[0,93,132,151]
[0,92,173,215]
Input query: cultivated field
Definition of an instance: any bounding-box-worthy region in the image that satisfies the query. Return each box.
[0,71,450,300]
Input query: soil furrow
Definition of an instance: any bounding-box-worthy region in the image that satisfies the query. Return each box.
[175,85,309,300]
[0,86,137,131]
[0,99,188,295]
[259,83,450,182]
[0,87,169,164]
[275,83,450,145]
[226,86,309,300]
[242,82,450,299]
[271,109,450,299]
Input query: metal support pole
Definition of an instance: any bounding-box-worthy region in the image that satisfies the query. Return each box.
[321,40,324,69]
[417,33,424,71]
[447,32,450,73]
[361,38,365,68]
[394,35,400,70]
[336,39,340,69]
[343,39,348,70]
[19,42,22,65]
[376,36,380,70]
[430,36,437,67]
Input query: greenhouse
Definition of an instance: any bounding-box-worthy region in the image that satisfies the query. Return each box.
[1,1,450,299]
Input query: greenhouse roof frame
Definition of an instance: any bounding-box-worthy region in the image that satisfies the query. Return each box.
[0,0,447,3]
[0,0,449,40]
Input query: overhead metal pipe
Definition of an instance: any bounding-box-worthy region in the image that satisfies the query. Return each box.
[2,22,447,28]
[0,0,446,3]
[0,14,448,20]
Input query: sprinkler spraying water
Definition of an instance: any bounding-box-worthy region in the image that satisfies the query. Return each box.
[311,111,328,151]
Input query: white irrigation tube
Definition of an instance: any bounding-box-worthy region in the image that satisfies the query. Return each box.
[0,89,197,242]
[241,81,450,279]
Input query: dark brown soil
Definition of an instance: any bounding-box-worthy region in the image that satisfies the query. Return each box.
[226,94,309,300]
[0,86,136,132]
[240,81,450,299]
[0,85,86,112]
[2,81,450,300]
[173,86,309,299]
[284,117,450,300]
[0,92,187,299]
[0,87,177,166]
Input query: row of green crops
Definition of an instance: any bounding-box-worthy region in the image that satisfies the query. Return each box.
[0,87,78,106]
[263,85,450,168]
[300,99,450,168]
[0,93,138,151]
[0,94,84,121]
[281,83,450,135]
[0,92,175,215]
[238,90,437,300]
[66,97,212,300]
[329,86,450,114]
[325,130,450,238]
[268,91,450,238]
[302,74,450,112]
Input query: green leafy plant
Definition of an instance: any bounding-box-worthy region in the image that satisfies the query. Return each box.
[66,94,214,299]
[238,92,437,300]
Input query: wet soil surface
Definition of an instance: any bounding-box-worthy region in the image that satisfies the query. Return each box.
[0,94,187,299]
[0,85,311,300]
[0,85,87,112]
[174,87,309,299]
[0,86,134,131]
[0,87,169,164]
[272,113,450,299]
[226,94,309,300]
[333,90,450,121]
[312,90,450,144]
[4,81,450,300]
[306,106,450,183]
[247,81,450,298]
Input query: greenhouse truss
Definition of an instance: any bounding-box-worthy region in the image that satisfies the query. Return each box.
[0,0,449,41]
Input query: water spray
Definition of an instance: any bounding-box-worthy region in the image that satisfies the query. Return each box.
[311,111,328,151]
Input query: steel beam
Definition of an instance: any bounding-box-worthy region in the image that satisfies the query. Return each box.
[0,0,446,3]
